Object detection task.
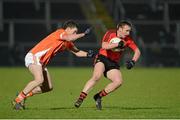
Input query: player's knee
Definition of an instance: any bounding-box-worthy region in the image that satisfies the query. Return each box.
[35,78,44,85]
[34,75,44,83]
[114,79,123,86]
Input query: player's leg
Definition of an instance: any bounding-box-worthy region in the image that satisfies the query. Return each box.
[82,62,105,93]
[94,69,123,110]
[25,68,53,98]
[74,62,105,108]
[105,69,123,93]
[13,64,44,110]
[23,64,44,95]
[16,68,53,110]
[40,68,53,93]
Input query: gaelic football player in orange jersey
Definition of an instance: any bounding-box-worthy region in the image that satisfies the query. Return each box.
[12,20,94,110]
[74,21,141,110]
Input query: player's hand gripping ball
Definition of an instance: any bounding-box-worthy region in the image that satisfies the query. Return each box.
[110,37,124,52]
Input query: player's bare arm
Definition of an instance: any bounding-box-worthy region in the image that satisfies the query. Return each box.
[132,48,141,62]
[76,50,89,57]
[126,47,141,69]
[70,46,94,58]
[60,27,91,42]
[61,33,85,42]
[69,46,87,57]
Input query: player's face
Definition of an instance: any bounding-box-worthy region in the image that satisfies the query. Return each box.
[66,27,78,35]
[117,25,131,38]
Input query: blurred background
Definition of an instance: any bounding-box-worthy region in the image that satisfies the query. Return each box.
[0,0,180,67]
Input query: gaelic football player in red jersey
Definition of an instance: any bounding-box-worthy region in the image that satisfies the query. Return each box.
[12,20,94,110]
[74,21,141,110]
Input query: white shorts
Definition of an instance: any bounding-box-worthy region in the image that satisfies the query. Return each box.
[25,53,42,67]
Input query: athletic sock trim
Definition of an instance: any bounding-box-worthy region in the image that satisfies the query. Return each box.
[79,92,87,100]
[99,89,108,97]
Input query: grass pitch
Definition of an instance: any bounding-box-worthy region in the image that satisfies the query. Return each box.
[0,67,180,119]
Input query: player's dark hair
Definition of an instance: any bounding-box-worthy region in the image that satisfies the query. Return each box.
[62,20,78,29]
[117,20,132,29]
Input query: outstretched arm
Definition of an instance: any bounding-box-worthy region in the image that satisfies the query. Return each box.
[61,27,92,42]
[69,46,94,58]
[61,33,85,42]
[132,48,141,62]
[69,46,87,57]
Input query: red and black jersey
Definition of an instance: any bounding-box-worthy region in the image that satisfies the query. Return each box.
[98,29,137,63]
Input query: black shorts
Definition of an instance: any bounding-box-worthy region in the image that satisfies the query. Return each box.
[94,54,120,77]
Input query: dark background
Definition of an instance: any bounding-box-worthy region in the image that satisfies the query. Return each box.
[0,0,180,67]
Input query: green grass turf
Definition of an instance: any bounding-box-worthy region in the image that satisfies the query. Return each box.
[0,67,180,119]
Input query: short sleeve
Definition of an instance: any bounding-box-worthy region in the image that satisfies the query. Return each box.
[102,29,116,42]
[56,29,67,40]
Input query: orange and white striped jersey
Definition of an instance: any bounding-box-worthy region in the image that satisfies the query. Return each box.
[29,28,74,67]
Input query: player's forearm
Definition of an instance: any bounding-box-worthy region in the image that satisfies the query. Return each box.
[102,42,118,50]
[132,48,141,62]
[62,33,85,41]
[75,50,87,57]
